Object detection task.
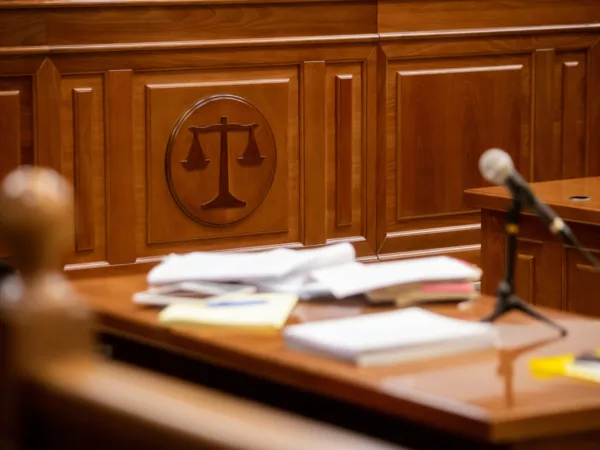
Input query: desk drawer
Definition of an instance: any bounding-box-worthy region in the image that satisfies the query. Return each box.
[565,248,600,317]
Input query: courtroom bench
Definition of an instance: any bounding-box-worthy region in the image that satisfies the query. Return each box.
[465,177,600,317]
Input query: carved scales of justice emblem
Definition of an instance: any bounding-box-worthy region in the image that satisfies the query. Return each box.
[181,116,265,210]
[165,94,278,227]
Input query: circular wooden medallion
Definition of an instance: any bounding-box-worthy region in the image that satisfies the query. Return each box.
[165,95,277,227]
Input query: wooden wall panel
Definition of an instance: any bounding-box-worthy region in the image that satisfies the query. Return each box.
[378,0,600,34]
[60,75,106,265]
[565,248,600,316]
[137,66,298,256]
[1,2,598,270]
[303,61,326,246]
[105,70,136,264]
[325,62,374,256]
[35,58,62,173]
[0,77,34,168]
[73,88,94,252]
[380,54,530,257]
[0,91,21,182]
[334,74,353,228]
[0,3,376,49]
[0,76,34,260]
[533,49,556,182]
[534,49,588,181]
[589,42,600,176]
[514,239,563,309]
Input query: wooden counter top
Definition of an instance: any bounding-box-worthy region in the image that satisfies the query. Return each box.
[465,177,600,225]
[70,269,600,446]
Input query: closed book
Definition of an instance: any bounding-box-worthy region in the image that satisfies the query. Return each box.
[367,281,476,304]
[284,308,496,366]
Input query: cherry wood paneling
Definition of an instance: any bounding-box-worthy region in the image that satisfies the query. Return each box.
[0,91,21,182]
[2,1,599,270]
[140,67,296,254]
[303,61,326,246]
[514,239,563,309]
[0,75,34,260]
[105,70,136,265]
[378,0,600,35]
[380,54,530,257]
[560,56,586,179]
[34,58,62,173]
[565,248,600,317]
[534,50,588,181]
[325,62,374,255]
[590,42,600,176]
[533,49,555,181]
[72,88,94,252]
[334,74,353,228]
[0,77,33,169]
[0,3,378,53]
[60,75,106,265]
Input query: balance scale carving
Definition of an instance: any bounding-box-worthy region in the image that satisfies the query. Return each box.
[181,116,265,210]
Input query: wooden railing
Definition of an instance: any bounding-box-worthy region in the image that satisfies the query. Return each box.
[0,166,403,450]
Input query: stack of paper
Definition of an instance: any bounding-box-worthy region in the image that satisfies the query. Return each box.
[283,307,497,366]
[137,243,355,305]
[147,243,356,286]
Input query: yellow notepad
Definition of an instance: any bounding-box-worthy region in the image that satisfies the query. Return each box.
[158,293,298,331]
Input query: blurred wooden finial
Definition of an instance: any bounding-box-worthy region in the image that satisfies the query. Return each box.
[0,165,72,276]
[0,165,92,373]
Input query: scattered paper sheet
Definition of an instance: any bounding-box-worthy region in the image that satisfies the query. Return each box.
[310,256,481,299]
[147,242,356,286]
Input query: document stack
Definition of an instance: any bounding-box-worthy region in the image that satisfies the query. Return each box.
[133,243,482,332]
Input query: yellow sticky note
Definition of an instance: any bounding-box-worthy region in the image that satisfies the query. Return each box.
[158,293,298,331]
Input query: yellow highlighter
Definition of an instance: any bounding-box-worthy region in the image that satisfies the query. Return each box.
[530,350,600,383]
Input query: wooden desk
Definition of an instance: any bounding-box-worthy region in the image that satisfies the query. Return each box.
[465,177,600,318]
[70,268,600,450]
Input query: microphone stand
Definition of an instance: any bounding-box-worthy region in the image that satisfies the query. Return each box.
[481,196,568,336]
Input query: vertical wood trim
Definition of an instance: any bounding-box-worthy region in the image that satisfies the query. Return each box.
[335,75,353,227]
[365,48,378,255]
[105,70,136,264]
[303,61,326,246]
[34,58,62,174]
[394,71,403,222]
[589,42,600,176]
[560,61,580,178]
[375,46,388,253]
[73,88,95,252]
[480,210,505,296]
[533,49,555,182]
[0,91,21,182]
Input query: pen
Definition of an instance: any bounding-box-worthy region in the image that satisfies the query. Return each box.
[206,299,268,308]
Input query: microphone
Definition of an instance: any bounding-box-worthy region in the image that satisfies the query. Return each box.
[479,148,575,245]
[479,148,600,270]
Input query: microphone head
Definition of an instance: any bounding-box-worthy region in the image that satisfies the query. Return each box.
[479,148,514,185]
